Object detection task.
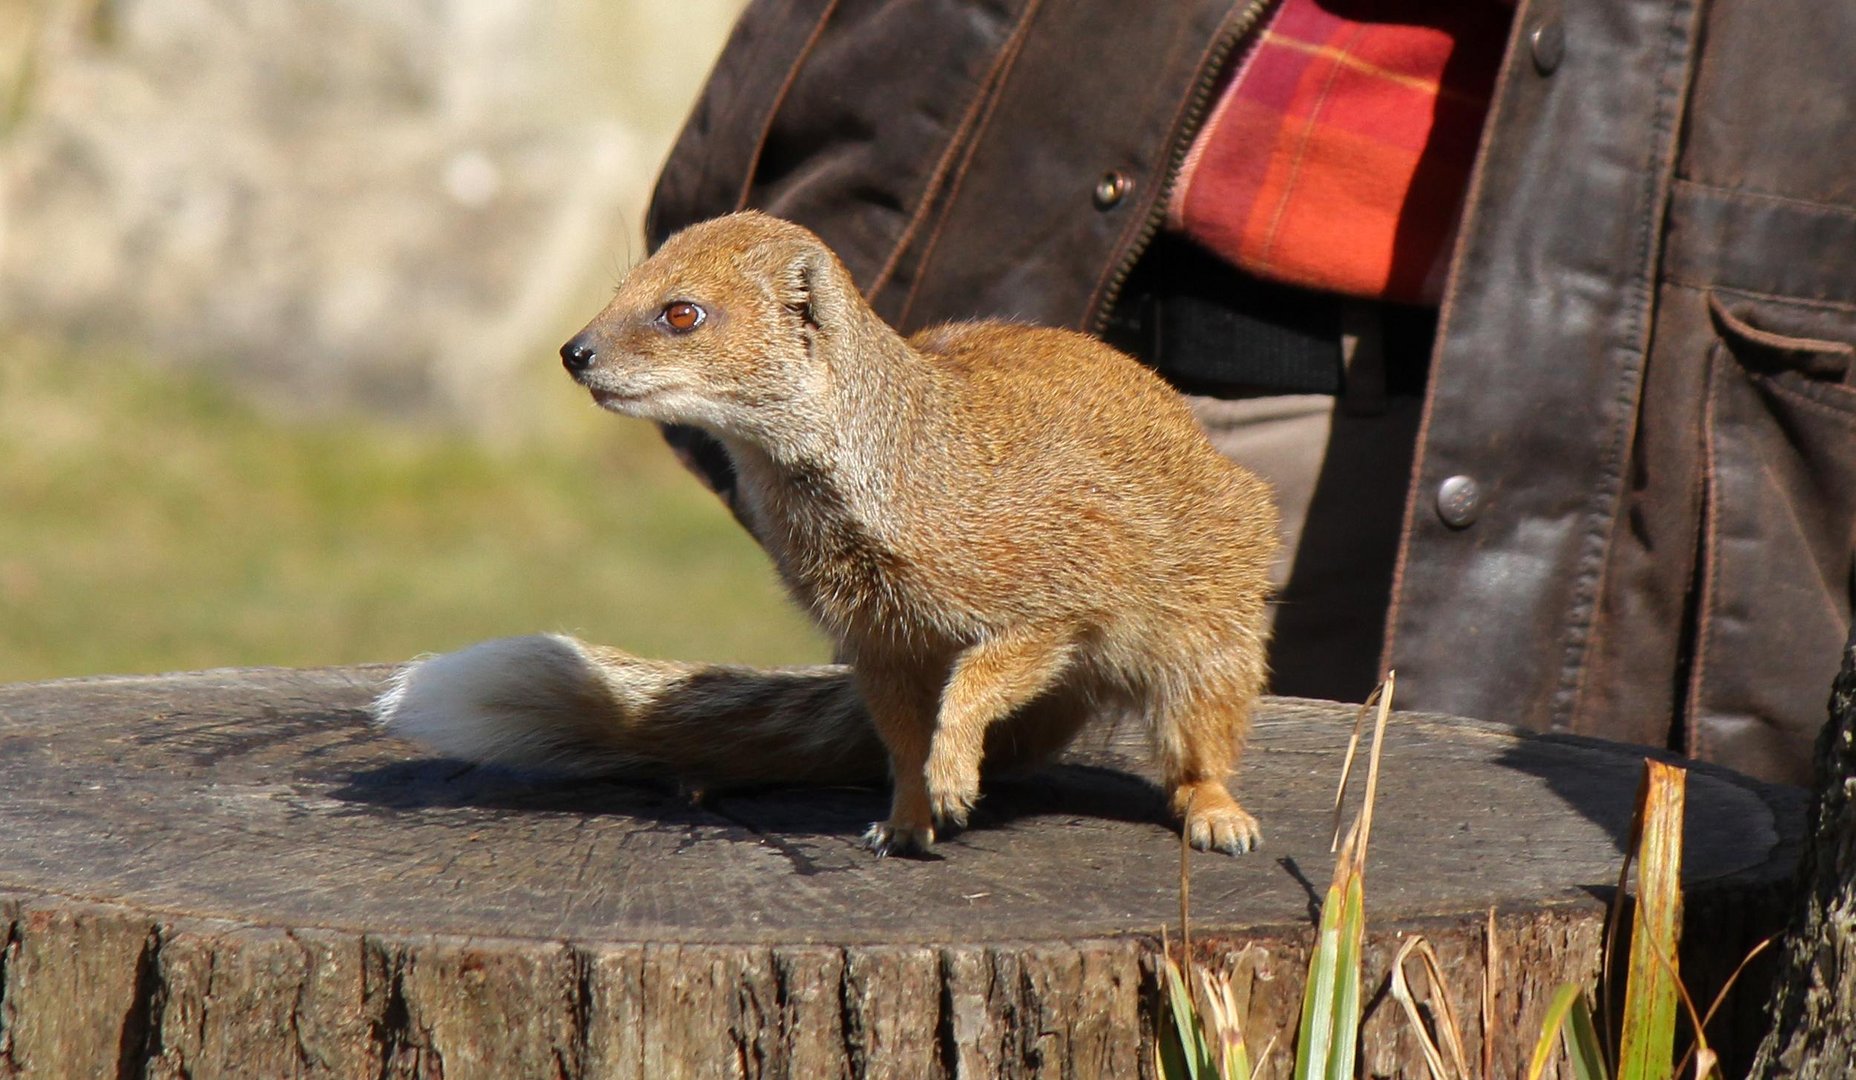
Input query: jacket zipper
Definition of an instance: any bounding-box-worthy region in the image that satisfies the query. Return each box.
[1090,0,1280,335]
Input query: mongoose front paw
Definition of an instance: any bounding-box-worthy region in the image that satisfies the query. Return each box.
[925,753,980,831]
[1186,804,1262,855]
[927,787,977,831]
[863,820,936,857]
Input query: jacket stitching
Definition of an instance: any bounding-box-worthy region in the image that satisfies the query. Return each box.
[1708,289,1854,356]
[886,0,1046,323]
[1379,4,1533,677]
[1670,370,1712,755]
[732,0,845,213]
[1558,0,1701,731]
[1686,343,1724,759]
[868,0,1046,307]
[1674,176,1856,220]
[1665,277,1856,315]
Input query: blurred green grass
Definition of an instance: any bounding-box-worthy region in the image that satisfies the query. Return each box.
[0,333,830,683]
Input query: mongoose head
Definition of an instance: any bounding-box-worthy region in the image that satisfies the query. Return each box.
[560,212,860,446]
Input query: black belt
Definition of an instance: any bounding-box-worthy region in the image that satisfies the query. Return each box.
[1107,234,1435,399]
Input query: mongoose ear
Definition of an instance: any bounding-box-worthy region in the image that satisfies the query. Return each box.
[775,244,842,336]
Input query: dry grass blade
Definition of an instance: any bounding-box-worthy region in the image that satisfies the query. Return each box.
[1483,906,1501,1080]
[1196,965,1255,1080]
[1616,761,1685,1079]
[1352,671,1394,867]
[1330,682,1383,852]
[1159,805,1250,1080]
[1390,935,1471,1080]
[1674,936,1772,1078]
[1180,789,1195,989]
[1160,677,1411,1080]
[1644,921,1716,1079]
[1196,966,1233,1035]
[1390,939,1451,1080]
[1256,1034,1279,1077]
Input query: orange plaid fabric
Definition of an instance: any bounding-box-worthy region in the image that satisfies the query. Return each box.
[1168,1,1511,305]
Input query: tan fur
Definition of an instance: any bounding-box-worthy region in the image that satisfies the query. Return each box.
[381,211,1278,855]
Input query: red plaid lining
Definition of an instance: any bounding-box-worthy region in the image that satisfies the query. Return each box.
[1169,0,1512,305]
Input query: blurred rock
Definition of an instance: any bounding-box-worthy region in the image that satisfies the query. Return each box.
[0,0,739,427]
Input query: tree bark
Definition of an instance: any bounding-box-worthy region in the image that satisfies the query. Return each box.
[0,668,1804,1078]
[1750,623,1856,1077]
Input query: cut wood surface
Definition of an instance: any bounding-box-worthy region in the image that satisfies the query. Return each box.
[0,667,1804,1079]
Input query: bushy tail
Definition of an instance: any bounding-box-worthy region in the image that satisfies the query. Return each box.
[373,634,887,787]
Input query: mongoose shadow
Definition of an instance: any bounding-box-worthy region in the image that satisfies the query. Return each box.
[361,631,1185,844]
[328,752,1176,848]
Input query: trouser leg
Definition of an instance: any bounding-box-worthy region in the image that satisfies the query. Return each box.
[1186,385,1423,701]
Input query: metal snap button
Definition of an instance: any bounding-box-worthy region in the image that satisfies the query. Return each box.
[1436,475,1482,528]
[1531,19,1565,75]
[1093,171,1133,210]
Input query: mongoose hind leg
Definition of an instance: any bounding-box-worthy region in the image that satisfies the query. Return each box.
[1152,681,1262,855]
[923,630,1077,831]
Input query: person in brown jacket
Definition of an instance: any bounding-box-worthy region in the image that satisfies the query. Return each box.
[641,0,1856,786]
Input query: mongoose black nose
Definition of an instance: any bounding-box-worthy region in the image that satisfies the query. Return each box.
[560,335,597,375]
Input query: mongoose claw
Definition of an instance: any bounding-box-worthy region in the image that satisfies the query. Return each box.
[928,790,976,831]
[925,752,981,830]
[863,820,935,858]
[1186,806,1263,856]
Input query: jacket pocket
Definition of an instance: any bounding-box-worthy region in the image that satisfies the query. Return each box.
[1689,292,1856,781]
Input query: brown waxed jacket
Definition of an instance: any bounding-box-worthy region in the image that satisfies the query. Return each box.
[648,0,1856,785]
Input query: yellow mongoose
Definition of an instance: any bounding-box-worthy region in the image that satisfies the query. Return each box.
[376,212,1278,855]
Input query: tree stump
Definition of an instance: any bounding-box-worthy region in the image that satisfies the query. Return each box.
[0,667,1803,1079]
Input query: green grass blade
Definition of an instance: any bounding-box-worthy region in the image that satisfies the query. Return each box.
[1159,953,1210,1080]
[1294,873,1364,1080]
[1222,1036,1254,1080]
[1293,892,1340,1078]
[1159,1027,1191,1080]
[1329,874,1365,1080]
[1563,991,1610,1080]
[1617,761,1685,1080]
[1526,984,1592,1080]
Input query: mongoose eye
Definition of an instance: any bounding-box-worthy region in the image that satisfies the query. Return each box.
[658,301,705,333]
